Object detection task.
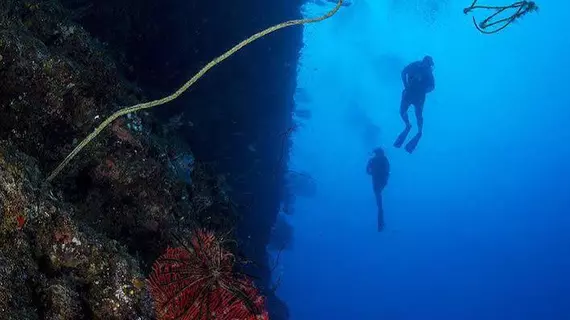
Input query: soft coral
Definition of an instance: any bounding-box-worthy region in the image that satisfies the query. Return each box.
[147,230,269,320]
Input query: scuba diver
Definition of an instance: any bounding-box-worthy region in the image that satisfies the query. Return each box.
[394,55,435,153]
[366,147,390,231]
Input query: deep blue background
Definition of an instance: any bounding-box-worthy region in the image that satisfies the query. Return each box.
[275,0,570,319]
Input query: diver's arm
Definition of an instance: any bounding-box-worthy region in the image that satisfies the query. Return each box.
[366,160,373,175]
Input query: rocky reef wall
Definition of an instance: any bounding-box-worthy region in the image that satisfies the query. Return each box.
[0,0,305,318]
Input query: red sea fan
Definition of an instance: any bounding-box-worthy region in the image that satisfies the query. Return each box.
[147,230,269,320]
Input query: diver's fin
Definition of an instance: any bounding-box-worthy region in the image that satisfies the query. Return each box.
[393,126,411,148]
[404,132,423,153]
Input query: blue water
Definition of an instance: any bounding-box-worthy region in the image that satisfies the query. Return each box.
[274,1,570,319]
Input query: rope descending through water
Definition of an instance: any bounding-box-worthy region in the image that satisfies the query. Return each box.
[46,0,344,182]
[463,0,539,34]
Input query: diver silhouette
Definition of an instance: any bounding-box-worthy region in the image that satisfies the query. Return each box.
[366,147,390,231]
[394,55,435,153]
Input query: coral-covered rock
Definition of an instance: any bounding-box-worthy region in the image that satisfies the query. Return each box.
[0,0,138,170]
[41,278,82,320]
[0,142,154,319]
[1,0,302,318]
[0,242,39,320]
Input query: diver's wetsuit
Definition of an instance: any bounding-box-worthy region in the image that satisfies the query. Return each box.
[400,61,435,133]
[367,151,390,231]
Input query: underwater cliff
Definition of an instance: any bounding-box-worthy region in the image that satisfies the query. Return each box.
[0,0,305,318]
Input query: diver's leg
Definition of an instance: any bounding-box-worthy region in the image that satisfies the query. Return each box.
[405,101,425,153]
[399,91,412,128]
[414,102,424,134]
[394,91,412,148]
[375,189,384,231]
